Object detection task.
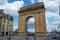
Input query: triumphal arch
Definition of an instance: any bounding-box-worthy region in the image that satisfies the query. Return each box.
[18,2,46,37]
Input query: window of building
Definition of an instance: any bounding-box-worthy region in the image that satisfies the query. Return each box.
[0,14,2,16]
[7,25,8,30]
[2,25,4,30]
[4,18,5,23]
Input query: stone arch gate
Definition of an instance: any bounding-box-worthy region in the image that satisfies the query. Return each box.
[18,2,46,37]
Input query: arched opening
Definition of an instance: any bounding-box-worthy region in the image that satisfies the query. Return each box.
[26,16,35,36]
[1,31,4,36]
[6,32,8,36]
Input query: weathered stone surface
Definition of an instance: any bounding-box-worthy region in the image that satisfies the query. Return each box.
[18,2,46,37]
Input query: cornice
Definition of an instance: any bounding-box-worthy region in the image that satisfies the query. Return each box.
[18,2,45,13]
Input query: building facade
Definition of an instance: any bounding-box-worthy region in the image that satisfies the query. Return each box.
[0,9,13,36]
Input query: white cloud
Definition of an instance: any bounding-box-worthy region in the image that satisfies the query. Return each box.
[27,18,35,24]
[30,0,35,4]
[13,26,18,31]
[37,0,60,32]
[5,1,24,10]
[38,0,44,2]
[45,11,59,18]
[56,0,60,4]
[0,0,7,5]
[28,28,35,33]
[0,0,24,16]
[4,9,18,16]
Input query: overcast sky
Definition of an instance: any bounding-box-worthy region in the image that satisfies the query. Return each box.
[0,0,60,32]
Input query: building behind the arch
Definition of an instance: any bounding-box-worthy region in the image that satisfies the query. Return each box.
[0,9,13,36]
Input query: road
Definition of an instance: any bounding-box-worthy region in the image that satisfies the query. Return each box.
[0,36,60,40]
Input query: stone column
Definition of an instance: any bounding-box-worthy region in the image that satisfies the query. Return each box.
[39,9,46,37]
[18,15,22,36]
[11,31,13,36]
[35,9,46,37]
[18,15,27,36]
[4,31,6,36]
[35,13,41,36]
[8,31,10,36]
[21,15,26,36]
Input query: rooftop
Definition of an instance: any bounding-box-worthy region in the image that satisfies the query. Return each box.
[0,9,13,21]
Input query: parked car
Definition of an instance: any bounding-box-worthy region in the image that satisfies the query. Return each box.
[51,35,57,39]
